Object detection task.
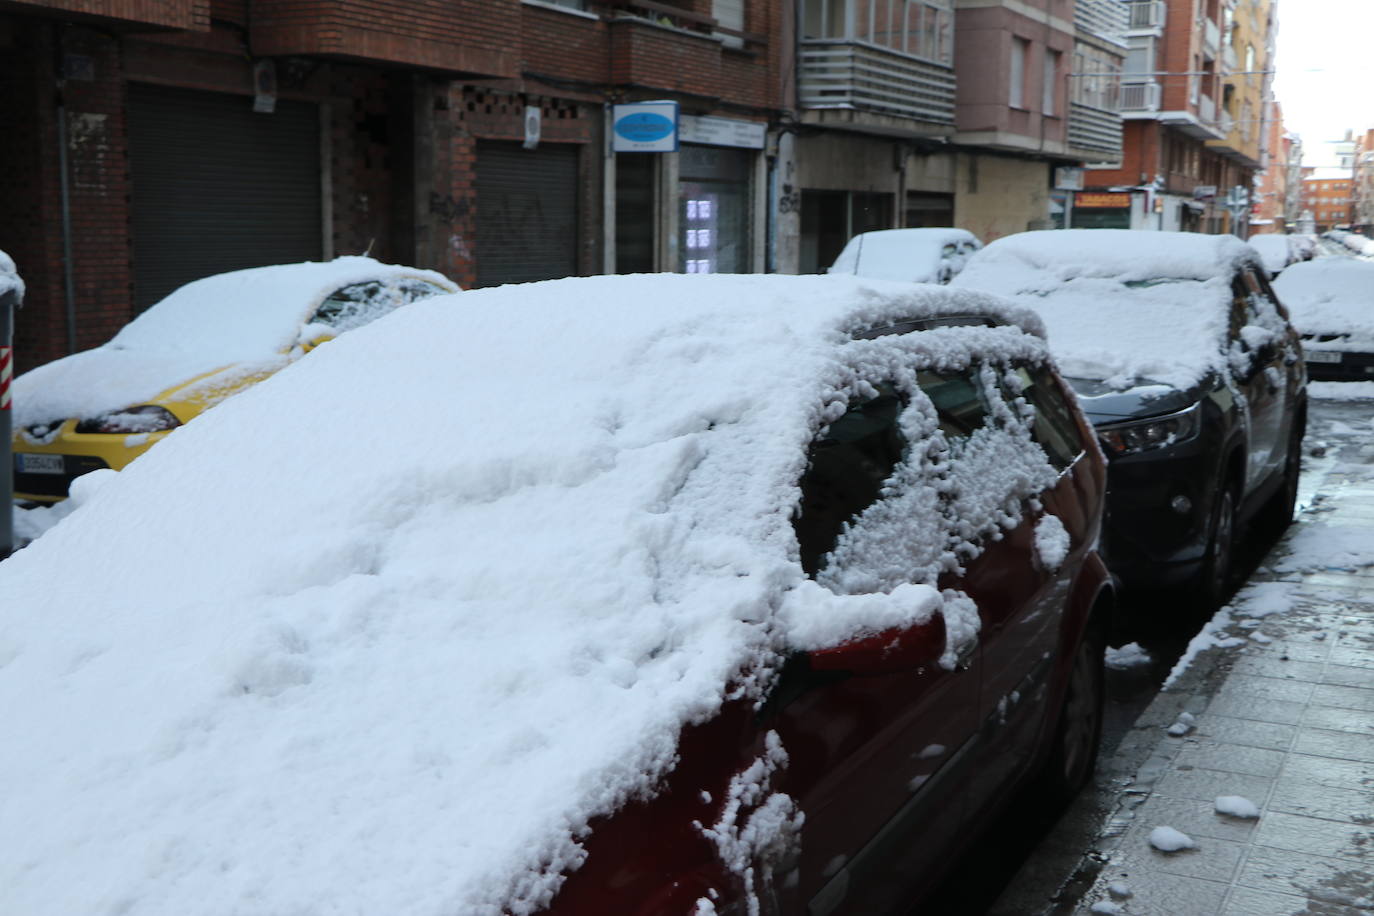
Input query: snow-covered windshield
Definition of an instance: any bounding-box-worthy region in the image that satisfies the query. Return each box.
[1272,258,1374,343]
[952,229,1255,389]
[828,228,981,284]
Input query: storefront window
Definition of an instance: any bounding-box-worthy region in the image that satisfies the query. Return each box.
[680,145,752,274]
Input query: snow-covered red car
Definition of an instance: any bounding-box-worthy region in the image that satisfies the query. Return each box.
[0,275,1110,915]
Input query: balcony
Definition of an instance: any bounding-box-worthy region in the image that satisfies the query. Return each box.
[1223,44,1238,71]
[799,41,956,128]
[1068,101,1123,160]
[1119,80,1162,113]
[1074,0,1129,42]
[1125,0,1165,33]
[1202,19,1220,59]
[1218,109,1234,136]
[1199,92,1216,125]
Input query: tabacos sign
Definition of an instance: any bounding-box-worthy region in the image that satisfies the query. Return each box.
[613,101,679,153]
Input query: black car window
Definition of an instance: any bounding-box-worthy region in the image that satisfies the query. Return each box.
[1000,365,1084,471]
[917,369,990,440]
[794,384,907,578]
[311,278,448,333]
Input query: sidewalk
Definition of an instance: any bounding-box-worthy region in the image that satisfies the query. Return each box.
[995,423,1374,916]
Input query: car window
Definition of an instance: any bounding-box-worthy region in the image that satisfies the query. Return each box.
[999,365,1084,472]
[918,369,990,440]
[311,278,449,333]
[794,383,907,579]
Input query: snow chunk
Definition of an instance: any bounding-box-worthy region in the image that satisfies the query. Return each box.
[1105,642,1152,670]
[697,732,804,916]
[1107,881,1133,899]
[1166,711,1197,737]
[1215,795,1261,819]
[1149,826,1197,852]
[1090,901,1125,915]
[1034,513,1070,571]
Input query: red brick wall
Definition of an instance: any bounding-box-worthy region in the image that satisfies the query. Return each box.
[5,0,208,30]
[250,0,517,79]
[1,22,134,372]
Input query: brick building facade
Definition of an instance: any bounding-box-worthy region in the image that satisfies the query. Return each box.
[0,0,786,373]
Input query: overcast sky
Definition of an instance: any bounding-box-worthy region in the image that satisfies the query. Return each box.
[1271,0,1374,147]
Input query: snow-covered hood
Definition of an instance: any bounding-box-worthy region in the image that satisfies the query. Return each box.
[1272,258,1374,342]
[10,256,454,427]
[953,230,1254,389]
[0,274,1049,916]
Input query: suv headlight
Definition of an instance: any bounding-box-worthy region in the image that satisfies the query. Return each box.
[75,406,182,434]
[1097,402,1201,457]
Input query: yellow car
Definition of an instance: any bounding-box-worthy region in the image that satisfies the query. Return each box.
[11,257,457,503]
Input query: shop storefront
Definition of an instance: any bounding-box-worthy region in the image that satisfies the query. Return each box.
[1069,191,1132,229]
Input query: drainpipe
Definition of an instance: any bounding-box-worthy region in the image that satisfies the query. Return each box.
[56,87,78,355]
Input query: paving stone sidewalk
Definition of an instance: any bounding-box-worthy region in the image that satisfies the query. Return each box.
[1066,465,1374,915]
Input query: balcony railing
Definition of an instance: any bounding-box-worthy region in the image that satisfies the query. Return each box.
[1119,80,1162,112]
[1069,101,1123,159]
[1126,0,1165,31]
[1223,44,1237,70]
[799,40,956,126]
[1218,109,1234,136]
[1199,92,1215,126]
[1074,0,1129,41]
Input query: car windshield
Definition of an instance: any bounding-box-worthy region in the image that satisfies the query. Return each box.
[310,279,451,333]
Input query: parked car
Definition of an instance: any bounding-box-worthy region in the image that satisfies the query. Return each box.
[9,256,457,503]
[1245,233,1294,277]
[0,274,1111,916]
[826,227,983,284]
[954,229,1307,609]
[1289,233,1318,262]
[1272,257,1374,381]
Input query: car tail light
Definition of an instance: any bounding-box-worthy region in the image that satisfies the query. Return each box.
[75,406,182,434]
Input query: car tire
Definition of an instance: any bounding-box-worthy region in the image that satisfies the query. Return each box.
[1039,617,1106,804]
[1196,482,1239,613]
[1261,414,1304,538]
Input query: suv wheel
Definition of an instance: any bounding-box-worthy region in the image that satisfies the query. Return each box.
[1261,415,1304,537]
[1039,618,1106,803]
[1197,483,1238,612]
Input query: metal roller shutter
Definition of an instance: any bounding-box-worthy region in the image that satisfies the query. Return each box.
[127,83,322,311]
[475,141,579,288]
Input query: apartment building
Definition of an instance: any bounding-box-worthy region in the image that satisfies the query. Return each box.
[1079,0,1270,234]
[1301,172,1352,232]
[2,0,1125,371]
[0,0,787,371]
[1353,128,1374,234]
[1249,100,1290,232]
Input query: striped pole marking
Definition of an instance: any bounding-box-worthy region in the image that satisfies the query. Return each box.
[0,346,11,410]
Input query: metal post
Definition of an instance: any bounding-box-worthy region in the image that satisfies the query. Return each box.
[2,283,19,559]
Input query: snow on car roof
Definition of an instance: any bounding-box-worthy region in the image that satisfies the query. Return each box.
[10,256,455,427]
[1245,235,1292,274]
[1272,258,1374,338]
[0,274,1052,916]
[953,230,1257,388]
[827,227,981,282]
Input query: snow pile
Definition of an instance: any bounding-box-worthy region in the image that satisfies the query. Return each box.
[0,248,23,302]
[1272,258,1374,342]
[0,274,1057,915]
[1105,641,1151,670]
[827,228,982,285]
[1164,607,1247,688]
[1166,711,1196,737]
[8,467,116,548]
[1309,381,1374,399]
[1148,826,1196,852]
[953,230,1258,389]
[1214,795,1260,819]
[1034,513,1070,571]
[10,257,455,428]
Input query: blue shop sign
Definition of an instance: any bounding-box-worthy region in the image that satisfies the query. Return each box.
[612,101,679,153]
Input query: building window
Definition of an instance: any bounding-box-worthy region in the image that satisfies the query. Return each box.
[1011,37,1028,108]
[802,0,954,65]
[1043,49,1060,115]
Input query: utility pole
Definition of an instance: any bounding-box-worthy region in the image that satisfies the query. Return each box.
[2,273,21,560]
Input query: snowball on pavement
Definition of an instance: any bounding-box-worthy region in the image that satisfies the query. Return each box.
[1107,881,1133,899]
[1090,901,1125,915]
[1104,641,1151,670]
[1149,826,1197,852]
[1215,796,1261,819]
[1166,710,1196,737]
